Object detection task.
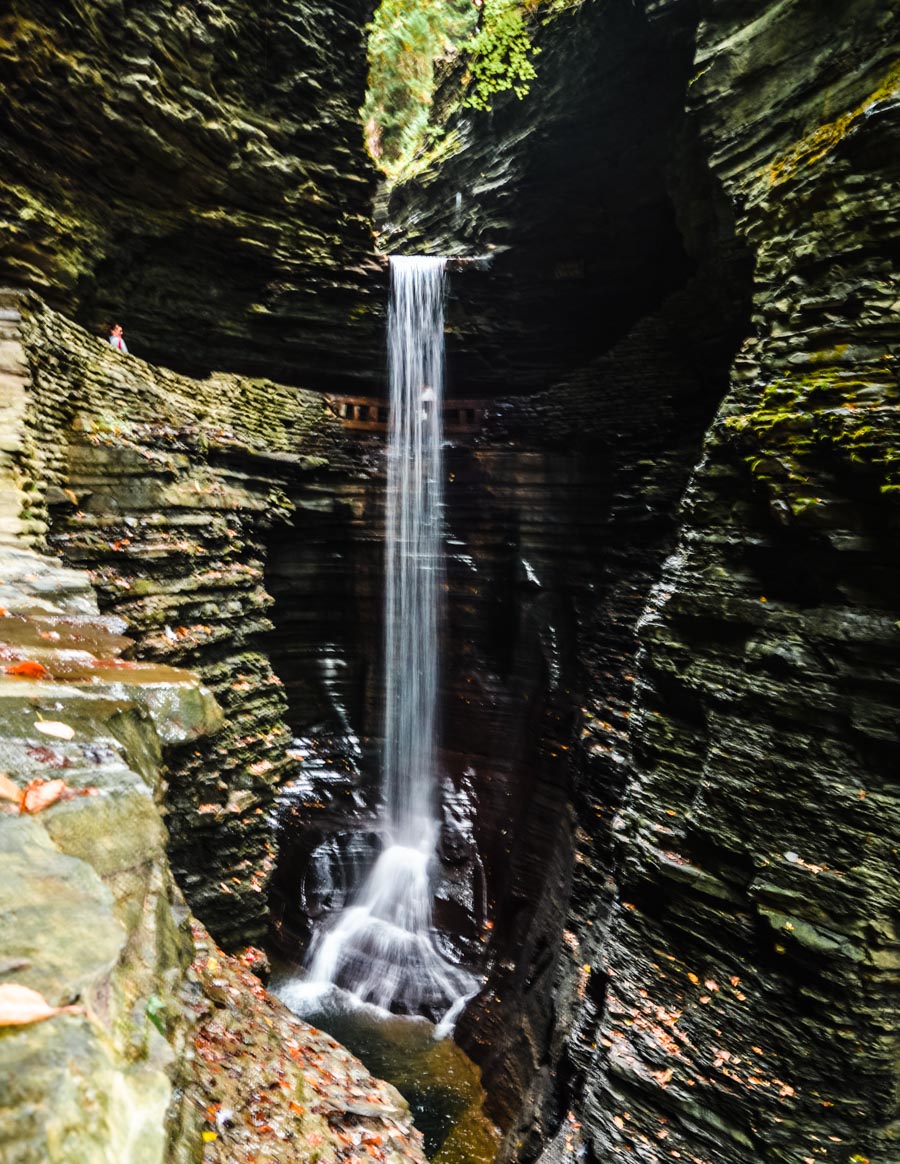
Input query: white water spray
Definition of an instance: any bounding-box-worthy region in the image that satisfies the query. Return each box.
[291,257,475,1021]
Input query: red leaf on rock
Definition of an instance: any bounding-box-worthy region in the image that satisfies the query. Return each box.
[26,745,72,768]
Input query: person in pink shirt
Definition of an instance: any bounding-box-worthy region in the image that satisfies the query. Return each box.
[107,323,128,353]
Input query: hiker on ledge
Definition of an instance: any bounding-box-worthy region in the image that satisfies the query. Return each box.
[108,323,128,353]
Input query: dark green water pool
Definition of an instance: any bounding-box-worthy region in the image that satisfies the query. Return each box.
[296,999,499,1164]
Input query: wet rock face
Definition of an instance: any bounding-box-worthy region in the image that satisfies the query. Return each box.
[387,1,900,1161]
[382,0,752,1148]
[0,0,382,389]
[14,295,361,949]
[265,439,604,1003]
[578,3,900,1162]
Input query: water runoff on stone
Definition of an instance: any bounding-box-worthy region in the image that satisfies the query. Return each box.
[280,256,476,1026]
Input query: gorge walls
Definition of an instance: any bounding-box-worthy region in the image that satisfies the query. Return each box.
[581,3,900,1162]
[1,0,898,1162]
[0,0,388,951]
[384,1,900,1161]
[15,294,362,948]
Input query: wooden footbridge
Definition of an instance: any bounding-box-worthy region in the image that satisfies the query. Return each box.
[325,395,487,436]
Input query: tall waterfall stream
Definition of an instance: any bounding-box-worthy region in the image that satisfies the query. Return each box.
[276,258,496,1163]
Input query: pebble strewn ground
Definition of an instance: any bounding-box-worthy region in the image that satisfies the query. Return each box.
[186,924,427,1164]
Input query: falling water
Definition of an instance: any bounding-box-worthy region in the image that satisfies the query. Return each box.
[286,257,475,1021]
[383,255,445,842]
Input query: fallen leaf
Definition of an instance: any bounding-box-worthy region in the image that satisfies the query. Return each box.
[22,779,67,814]
[35,721,75,741]
[25,745,72,768]
[5,660,50,679]
[0,983,83,1026]
[0,773,22,806]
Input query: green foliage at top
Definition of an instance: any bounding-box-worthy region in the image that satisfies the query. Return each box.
[365,0,579,183]
[363,0,476,178]
[463,0,540,111]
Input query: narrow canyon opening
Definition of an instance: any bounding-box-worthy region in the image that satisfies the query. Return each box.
[253,3,756,1157]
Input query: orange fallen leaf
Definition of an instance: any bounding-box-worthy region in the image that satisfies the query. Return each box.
[5,660,50,679]
[0,773,23,806]
[22,779,66,814]
[0,983,83,1026]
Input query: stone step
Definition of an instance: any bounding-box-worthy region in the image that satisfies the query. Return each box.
[0,288,24,311]
[0,340,26,376]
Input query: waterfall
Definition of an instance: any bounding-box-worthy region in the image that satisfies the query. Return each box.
[383,255,446,843]
[285,256,475,1021]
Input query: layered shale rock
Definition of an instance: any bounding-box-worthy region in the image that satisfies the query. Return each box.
[0,545,427,1164]
[383,0,751,1150]
[9,293,369,948]
[385,2,900,1162]
[0,0,382,388]
[0,542,220,1164]
[580,4,900,1163]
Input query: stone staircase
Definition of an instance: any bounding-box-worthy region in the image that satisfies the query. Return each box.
[0,289,30,548]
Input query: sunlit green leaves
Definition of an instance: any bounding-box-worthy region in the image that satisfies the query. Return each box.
[365,0,579,182]
[463,0,541,111]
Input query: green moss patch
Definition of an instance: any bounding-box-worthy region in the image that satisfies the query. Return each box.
[724,361,900,516]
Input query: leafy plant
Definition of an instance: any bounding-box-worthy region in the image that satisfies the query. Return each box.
[364,0,582,182]
[363,0,475,172]
[146,993,166,1037]
[462,0,541,111]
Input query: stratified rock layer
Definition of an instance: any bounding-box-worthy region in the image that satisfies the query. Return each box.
[581,4,900,1162]
[0,543,219,1164]
[11,293,364,948]
[0,304,427,1164]
[0,0,382,388]
[387,1,900,1162]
